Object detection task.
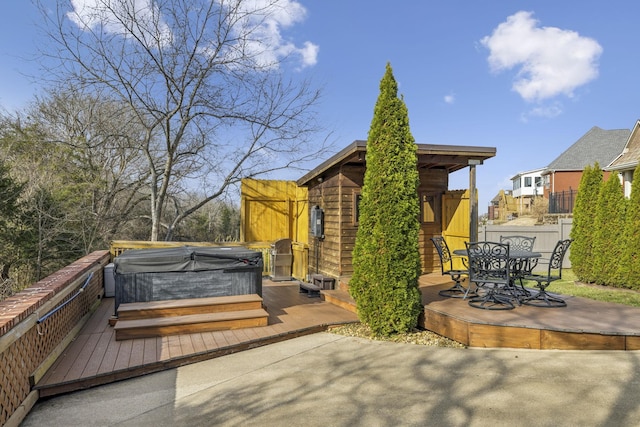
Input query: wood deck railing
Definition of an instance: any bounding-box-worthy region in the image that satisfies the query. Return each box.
[1,241,310,426]
[0,251,110,427]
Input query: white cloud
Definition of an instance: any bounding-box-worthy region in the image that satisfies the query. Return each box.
[68,0,173,47]
[67,0,317,69]
[219,0,318,69]
[444,93,455,104]
[298,41,319,67]
[520,102,564,122]
[481,11,602,102]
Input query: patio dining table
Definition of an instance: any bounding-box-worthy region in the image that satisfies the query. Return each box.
[453,248,542,308]
[452,249,542,271]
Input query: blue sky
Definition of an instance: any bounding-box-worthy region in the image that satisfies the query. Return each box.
[2,1,640,212]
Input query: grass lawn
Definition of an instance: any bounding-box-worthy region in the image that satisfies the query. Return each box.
[532,270,640,307]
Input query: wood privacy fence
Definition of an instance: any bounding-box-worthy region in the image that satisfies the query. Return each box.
[479,218,573,268]
[240,178,308,244]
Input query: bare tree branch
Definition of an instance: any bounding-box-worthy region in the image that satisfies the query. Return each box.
[37,0,330,240]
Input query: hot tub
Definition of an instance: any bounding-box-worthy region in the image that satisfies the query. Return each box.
[113,246,263,312]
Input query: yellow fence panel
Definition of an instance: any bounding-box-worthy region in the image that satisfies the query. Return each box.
[240,178,308,244]
[442,190,470,270]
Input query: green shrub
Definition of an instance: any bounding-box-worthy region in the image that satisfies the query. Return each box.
[618,164,640,289]
[349,63,422,337]
[592,173,626,284]
[570,164,602,282]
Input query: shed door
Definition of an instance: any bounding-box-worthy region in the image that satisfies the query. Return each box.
[442,190,470,269]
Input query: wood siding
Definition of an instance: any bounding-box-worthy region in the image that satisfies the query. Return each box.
[308,166,457,281]
[418,169,448,273]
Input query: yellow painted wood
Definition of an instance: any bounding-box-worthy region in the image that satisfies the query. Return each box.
[240,178,308,244]
[442,189,470,270]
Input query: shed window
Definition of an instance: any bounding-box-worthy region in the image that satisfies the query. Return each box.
[354,193,362,225]
[422,195,435,223]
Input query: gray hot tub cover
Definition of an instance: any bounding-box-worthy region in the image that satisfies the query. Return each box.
[114,246,263,274]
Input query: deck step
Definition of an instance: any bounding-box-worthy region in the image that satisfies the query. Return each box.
[321,290,357,314]
[114,309,269,340]
[117,294,263,320]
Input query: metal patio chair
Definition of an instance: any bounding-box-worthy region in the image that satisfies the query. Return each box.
[522,239,572,308]
[466,241,515,310]
[499,235,536,252]
[431,237,476,299]
[500,235,538,295]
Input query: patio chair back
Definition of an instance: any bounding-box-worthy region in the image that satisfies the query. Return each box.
[546,239,573,279]
[522,239,572,308]
[431,236,454,274]
[431,237,474,298]
[500,235,536,252]
[465,241,511,287]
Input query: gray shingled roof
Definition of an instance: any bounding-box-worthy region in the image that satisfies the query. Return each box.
[546,126,630,171]
[608,121,640,170]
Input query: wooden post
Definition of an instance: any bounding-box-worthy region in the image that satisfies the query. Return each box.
[468,160,480,242]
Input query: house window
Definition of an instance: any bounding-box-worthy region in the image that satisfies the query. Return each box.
[513,179,521,190]
[422,194,435,223]
[524,177,532,187]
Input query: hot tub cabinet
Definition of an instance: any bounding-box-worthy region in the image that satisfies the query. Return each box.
[113,246,263,313]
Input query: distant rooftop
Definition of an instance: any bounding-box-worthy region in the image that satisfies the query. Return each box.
[545,126,630,171]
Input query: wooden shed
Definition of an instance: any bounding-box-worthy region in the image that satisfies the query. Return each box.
[295,140,496,287]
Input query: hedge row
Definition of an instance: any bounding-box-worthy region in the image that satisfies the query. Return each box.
[571,163,640,289]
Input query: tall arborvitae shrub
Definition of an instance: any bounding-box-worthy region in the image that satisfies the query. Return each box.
[349,63,422,336]
[618,164,640,289]
[570,164,603,282]
[592,173,626,285]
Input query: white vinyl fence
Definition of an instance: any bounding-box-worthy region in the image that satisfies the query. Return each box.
[479,218,573,268]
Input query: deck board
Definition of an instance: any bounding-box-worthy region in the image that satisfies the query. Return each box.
[418,274,640,349]
[45,333,91,384]
[81,330,111,378]
[35,279,360,398]
[97,331,119,375]
[36,275,640,398]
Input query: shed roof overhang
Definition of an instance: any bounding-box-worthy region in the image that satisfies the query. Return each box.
[296,140,497,186]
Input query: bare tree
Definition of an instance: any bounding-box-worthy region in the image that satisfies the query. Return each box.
[28,88,152,251]
[38,0,328,241]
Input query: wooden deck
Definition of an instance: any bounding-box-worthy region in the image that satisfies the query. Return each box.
[35,274,640,398]
[35,279,359,398]
[419,274,640,350]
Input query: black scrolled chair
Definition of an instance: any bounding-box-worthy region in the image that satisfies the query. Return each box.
[499,235,536,252]
[466,241,515,310]
[500,235,538,293]
[522,239,573,308]
[431,237,476,299]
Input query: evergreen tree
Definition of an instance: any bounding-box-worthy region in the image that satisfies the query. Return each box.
[570,164,603,282]
[0,160,28,298]
[592,173,626,285]
[618,164,640,289]
[349,63,422,336]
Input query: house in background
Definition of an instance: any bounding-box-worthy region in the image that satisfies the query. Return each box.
[489,126,630,217]
[542,126,630,201]
[510,168,545,215]
[488,189,517,221]
[606,120,640,197]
